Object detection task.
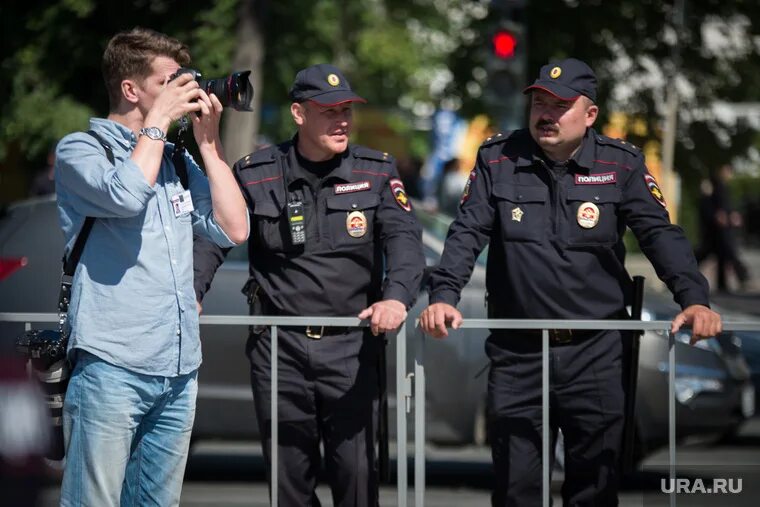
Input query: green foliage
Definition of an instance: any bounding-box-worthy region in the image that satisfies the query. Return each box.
[2,0,758,207]
[0,0,238,176]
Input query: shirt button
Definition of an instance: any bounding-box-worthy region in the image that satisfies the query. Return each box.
[176,329,181,335]
[172,259,177,265]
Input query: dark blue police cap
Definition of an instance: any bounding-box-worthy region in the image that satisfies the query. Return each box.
[289,63,366,106]
[523,58,597,102]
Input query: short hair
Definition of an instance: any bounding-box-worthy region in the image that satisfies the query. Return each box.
[102,27,191,111]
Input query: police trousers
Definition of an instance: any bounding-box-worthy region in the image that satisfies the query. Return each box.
[486,330,625,507]
[246,327,381,507]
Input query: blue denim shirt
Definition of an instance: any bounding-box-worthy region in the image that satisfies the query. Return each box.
[55,118,238,376]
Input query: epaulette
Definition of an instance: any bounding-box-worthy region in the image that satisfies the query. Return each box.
[235,145,277,170]
[353,145,393,163]
[595,135,642,157]
[480,130,522,148]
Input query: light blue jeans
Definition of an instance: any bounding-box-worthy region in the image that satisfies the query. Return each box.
[60,350,197,507]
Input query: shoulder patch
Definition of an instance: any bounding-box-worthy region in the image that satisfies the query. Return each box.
[353,146,393,163]
[389,178,412,212]
[644,173,667,208]
[595,135,642,157]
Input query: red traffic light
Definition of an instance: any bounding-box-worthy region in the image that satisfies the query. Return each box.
[492,30,517,59]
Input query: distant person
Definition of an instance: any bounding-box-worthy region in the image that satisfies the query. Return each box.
[437,157,469,216]
[28,147,56,197]
[712,164,750,291]
[55,27,248,506]
[694,178,716,264]
[397,155,423,199]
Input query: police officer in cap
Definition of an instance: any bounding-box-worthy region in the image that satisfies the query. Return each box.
[420,58,722,505]
[194,63,425,506]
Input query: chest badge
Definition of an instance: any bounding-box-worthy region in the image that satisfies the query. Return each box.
[511,207,524,222]
[577,202,600,229]
[346,210,368,238]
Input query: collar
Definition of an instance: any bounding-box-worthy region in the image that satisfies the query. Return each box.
[284,134,355,187]
[527,128,596,171]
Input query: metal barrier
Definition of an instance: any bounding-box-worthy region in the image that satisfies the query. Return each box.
[0,312,409,507]
[413,318,760,507]
[3,312,759,507]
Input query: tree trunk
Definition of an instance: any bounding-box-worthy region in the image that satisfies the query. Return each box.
[221,0,265,164]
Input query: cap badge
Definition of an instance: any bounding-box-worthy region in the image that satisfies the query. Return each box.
[577,202,600,229]
[511,206,524,222]
[327,73,340,87]
[550,66,562,79]
[346,210,368,237]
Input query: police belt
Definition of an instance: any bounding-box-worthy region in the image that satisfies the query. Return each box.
[496,328,600,345]
[283,325,353,339]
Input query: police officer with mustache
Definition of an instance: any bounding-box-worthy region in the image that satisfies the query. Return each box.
[420,58,721,506]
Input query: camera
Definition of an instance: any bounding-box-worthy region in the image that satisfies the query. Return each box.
[15,329,70,460]
[170,68,253,111]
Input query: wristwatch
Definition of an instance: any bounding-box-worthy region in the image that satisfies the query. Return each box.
[138,126,167,142]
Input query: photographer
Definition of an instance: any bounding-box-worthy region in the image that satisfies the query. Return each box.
[54,27,248,506]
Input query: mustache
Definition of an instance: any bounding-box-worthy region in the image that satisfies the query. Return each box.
[535,120,558,132]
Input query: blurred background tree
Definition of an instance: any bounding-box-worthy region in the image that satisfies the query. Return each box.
[1,0,759,236]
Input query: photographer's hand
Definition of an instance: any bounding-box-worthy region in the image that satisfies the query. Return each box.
[193,91,249,245]
[145,73,202,132]
[132,73,202,187]
[191,90,223,158]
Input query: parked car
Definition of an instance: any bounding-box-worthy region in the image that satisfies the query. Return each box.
[0,196,754,460]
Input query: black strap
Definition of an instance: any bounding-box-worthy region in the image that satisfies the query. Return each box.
[172,132,189,189]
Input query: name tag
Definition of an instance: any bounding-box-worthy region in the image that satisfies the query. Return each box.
[171,190,194,217]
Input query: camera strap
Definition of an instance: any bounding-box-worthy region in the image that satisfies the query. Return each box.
[172,124,190,190]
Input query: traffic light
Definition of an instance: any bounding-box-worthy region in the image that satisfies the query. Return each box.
[483,3,527,131]
[492,29,517,60]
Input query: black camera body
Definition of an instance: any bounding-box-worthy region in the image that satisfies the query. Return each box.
[171,68,254,111]
[15,329,70,460]
[15,329,68,371]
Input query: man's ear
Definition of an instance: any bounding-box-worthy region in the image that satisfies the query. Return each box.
[585,103,599,127]
[290,102,306,126]
[121,79,140,105]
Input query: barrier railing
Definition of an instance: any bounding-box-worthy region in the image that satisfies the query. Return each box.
[413,318,760,507]
[3,312,759,507]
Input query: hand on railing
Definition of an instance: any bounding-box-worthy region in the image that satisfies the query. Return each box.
[419,302,463,338]
[671,304,723,345]
[358,299,407,336]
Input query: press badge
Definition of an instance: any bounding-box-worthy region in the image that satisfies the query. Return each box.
[287,201,306,245]
[171,190,194,217]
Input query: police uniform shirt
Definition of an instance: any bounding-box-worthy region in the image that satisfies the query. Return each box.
[234,138,424,317]
[429,128,710,320]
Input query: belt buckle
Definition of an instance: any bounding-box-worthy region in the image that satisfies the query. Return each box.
[305,326,324,340]
[551,329,573,344]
